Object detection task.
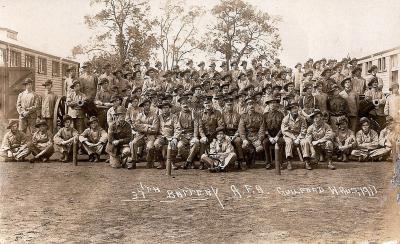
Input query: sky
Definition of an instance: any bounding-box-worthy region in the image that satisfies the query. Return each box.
[0,0,399,67]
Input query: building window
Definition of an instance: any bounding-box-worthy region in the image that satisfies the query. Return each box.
[378,57,386,72]
[61,63,69,78]
[38,57,47,74]
[25,55,35,68]
[0,48,5,67]
[52,61,60,77]
[391,54,398,69]
[10,50,21,67]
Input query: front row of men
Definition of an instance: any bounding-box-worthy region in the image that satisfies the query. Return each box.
[1,96,397,172]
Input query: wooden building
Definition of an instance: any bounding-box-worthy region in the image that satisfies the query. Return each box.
[357,46,400,93]
[0,27,79,119]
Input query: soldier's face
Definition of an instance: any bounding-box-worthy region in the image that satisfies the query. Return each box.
[64,120,71,128]
[131,99,139,107]
[313,114,322,124]
[10,124,18,133]
[269,101,277,110]
[216,131,224,141]
[247,102,255,112]
[222,86,229,93]
[225,102,233,111]
[181,101,188,110]
[90,121,98,129]
[39,125,47,132]
[290,106,299,115]
[288,84,294,92]
[25,83,33,91]
[161,106,170,115]
[204,102,212,110]
[74,84,80,91]
[392,86,399,93]
[361,122,370,132]
[338,122,347,130]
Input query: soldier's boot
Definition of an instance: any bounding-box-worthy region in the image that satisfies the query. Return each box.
[198,162,206,170]
[61,152,68,162]
[127,158,136,170]
[326,150,335,170]
[342,153,348,162]
[171,162,179,170]
[265,146,273,170]
[286,158,293,170]
[93,154,100,163]
[157,161,166,169]
[183,161,190,170]
[305,159,312,170]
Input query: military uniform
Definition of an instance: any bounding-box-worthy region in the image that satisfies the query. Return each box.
[28,120,54,162]
[222,105,244,162]
[200,133,237,172]
[263,101,285,167]
[281,112,308,159]
[305,117,334,162]
[327,93,349,132]
[198,108,224,157]
[40,81,58,133]
[351,127,379,160]
[0,120,30,161]
[334,118,356,161]
[106,118,133,168]
[53,123,78,161]
[66,82,87,133]
[79,118,108,161]
[16,81,41,134]
[94,83,113,129]
[154,106,177,169]
[130,108,160,165]
[79,72,98,100]
[173,108,200,166]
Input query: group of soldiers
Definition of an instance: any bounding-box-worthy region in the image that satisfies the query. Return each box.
[1,56,400,172]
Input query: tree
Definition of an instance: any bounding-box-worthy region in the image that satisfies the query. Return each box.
[73,0,157,66]
[156,0,206,70]
[204,0,282,69]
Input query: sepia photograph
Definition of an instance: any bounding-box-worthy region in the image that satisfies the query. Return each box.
[0,0,400,243]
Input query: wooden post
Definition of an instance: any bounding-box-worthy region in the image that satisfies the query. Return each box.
[166,145,172,176]
[275,143,281,175]
[72,137,77,166]
[296,147,303,162]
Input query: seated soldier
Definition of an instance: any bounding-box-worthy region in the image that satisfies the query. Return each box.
[28,120,54,163]
[0,120,30,161]
[305,109,335,170]
[53,115,79,162]
[334,117,356,162]
[154,99,176,169]
[79,116,108,162]
[174,95,200,170]
[105,106,133,168]
[369,116,397,161]
[281,102,309,170]
[198,96,224,170]
[351,117,379,161]
[263,96,285,169]
[222,96,244,169]
[130,99,160,168]
[238,96,266,168]
[200,127,237,173]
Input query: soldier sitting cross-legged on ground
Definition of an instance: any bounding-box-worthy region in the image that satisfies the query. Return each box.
[0,120,30,162]
[28,120,54,163]
[79,116,108,162]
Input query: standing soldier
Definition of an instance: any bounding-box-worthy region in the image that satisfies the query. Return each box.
[313,81,328,114]
[0,120,30,161]
[40,79,58,133]
[111,69,130,96]
[198,61,206,77]
[200,127,238,172]
[238,97,266,168]
[367,65,384,89]
[154,100,176,169]
[263,96,285,169]
[66,80,87,133]
[94,78,113,129]
[334,117,356,162]
[64,66,78,97]
[142,68,158,93]
[16,78,40,135]
[98,63,114,87]
[351,67,366,95]
[79,62,98,100]
[222,97,245,169]
[364,77,386,127]
[281,102,309,170]
[106,96,123,127]
[28,120,54,163]
[79,116,108,162]
[198,96,225,170]
[174,96,200,169]
[327,84,349,132]
[385,83,400,121]
[293,63,303,91]
[105,106,133,168]
[339,77,359,132]
[53,115,78,162]
[305,109,335,170]
[130,99,160,169]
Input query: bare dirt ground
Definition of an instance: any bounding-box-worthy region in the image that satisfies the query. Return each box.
[0,157,399,243]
